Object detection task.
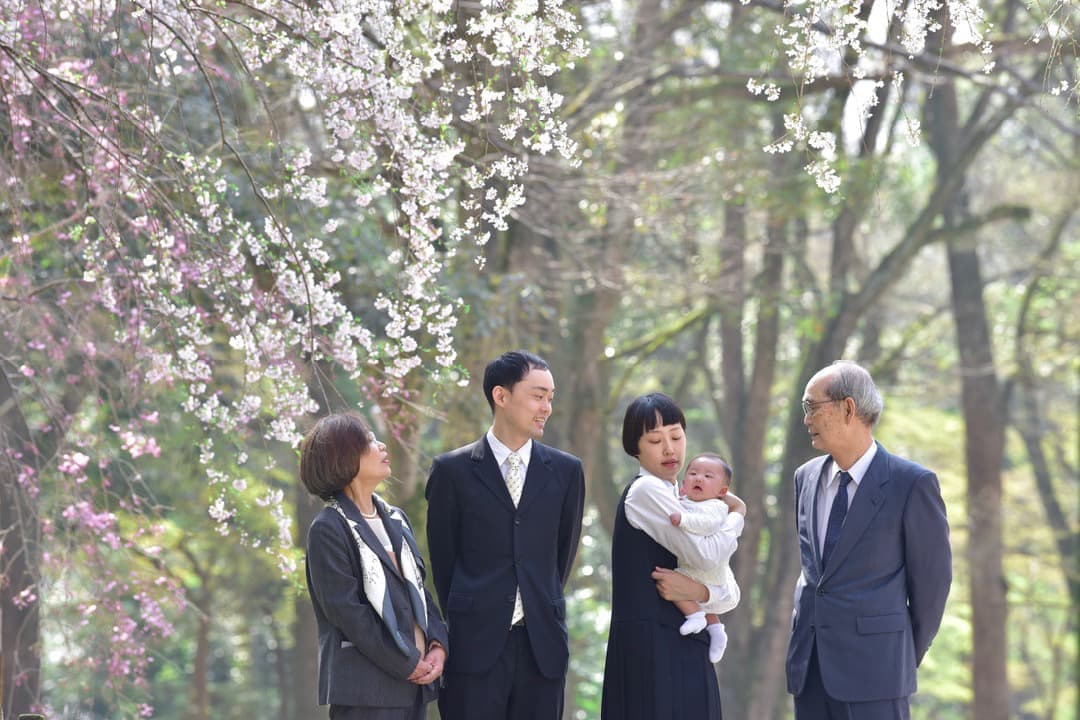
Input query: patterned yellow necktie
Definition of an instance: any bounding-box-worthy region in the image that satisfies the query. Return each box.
[506,452,525,506]
[507,452,526,625]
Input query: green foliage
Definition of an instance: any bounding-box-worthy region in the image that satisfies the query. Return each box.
[19,0,1078,716]
[36,381,301,718]
[567,509,615,717]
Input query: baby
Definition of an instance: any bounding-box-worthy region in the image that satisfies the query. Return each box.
[668,453,745,663]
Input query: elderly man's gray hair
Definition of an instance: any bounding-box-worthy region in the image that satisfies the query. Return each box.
[824,360,884,427]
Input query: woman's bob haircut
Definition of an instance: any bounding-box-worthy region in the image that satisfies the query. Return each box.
[621,393,686,457]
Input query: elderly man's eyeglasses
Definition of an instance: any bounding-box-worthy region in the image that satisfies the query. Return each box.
[801,398,839,416]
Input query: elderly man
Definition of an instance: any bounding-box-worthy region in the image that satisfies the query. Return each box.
[787,360,952,720]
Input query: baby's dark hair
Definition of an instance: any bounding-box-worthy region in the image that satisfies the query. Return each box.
[688,452,733,486]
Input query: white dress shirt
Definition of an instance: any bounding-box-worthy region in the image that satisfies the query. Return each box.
[486,427,533,475]
[815,441,877,556]
[625,468,745,613]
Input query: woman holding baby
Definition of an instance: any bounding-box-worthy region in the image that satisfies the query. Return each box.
[601,393,746,720]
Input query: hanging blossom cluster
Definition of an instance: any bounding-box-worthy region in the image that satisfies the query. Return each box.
[244,0,584,369]
[37,438,182,715]
[764,113,841,193]
[50,519,180,689]
[756,0,993,192]
[1,0,585,705]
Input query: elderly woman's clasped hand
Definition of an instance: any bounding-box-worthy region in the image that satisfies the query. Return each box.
[407,645,446,685]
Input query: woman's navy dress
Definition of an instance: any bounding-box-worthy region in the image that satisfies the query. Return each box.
[601,479,722,720]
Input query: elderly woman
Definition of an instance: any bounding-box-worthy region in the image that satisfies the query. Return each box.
[301,413,448,720]
[602,393,744,720]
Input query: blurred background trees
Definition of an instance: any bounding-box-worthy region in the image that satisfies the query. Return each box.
[2,0,1076,718]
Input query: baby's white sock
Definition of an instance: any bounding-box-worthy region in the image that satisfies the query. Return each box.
[707,622,728,663]
[679,611,708,635]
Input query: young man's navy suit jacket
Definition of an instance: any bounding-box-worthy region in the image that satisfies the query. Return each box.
[425,437,585,679]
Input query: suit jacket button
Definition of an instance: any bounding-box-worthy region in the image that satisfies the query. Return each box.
[515,518,521,525]
[816,588,825,596]
[506,595,514,603]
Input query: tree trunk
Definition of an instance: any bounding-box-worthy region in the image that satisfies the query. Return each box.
[747,350,824,720]
[1015,379,1079,607]
[1013,211,1078,608]
[947,243,1009,719]
[717,200,747,446]
[292,486,323,719]
[558,287,620,529]
[292,361,339,719]
[714,178,786,718]
[190,607,212,720]
[923,6,1010,708]
[0,369,41,719]
[272,616,290,720]
[540,0,669,536]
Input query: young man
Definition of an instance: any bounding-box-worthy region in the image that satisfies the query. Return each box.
[787,360,952,720]
[425,350,586,720]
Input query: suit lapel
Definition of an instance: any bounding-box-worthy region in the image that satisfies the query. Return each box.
[470,437,517,512]
[802,458,829,573]
[516,443,549,513]
[821,443,889,578]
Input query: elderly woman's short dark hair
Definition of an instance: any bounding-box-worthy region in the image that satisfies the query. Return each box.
[299,413,373,500]
[621,393,686,457]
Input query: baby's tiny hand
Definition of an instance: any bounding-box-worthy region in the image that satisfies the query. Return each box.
[669,511,682,526]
